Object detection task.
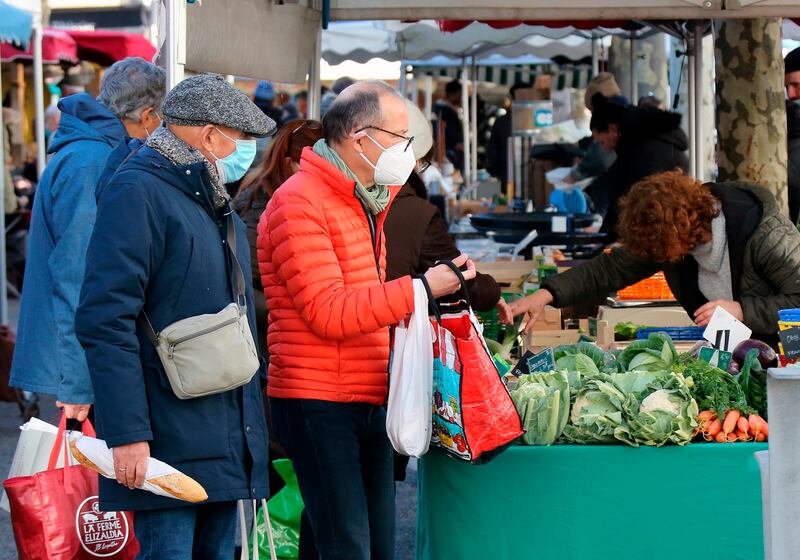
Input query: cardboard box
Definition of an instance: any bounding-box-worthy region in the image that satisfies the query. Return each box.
[523,329,580,352]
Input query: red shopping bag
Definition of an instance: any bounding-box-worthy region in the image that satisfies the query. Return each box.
[420,261,523,464]
[3,415,139,560]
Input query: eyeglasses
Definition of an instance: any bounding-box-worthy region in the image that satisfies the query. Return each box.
[292,120,322,135]
[355,126,414,153]
[417,160,432,173]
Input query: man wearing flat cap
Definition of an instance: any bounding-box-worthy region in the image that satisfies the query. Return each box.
[76,74,274,558]
[785,48,800,222]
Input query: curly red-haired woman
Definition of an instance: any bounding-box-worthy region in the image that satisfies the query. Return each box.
[508,170,800,342]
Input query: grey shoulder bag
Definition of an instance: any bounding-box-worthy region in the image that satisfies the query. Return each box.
[139,211,260,400]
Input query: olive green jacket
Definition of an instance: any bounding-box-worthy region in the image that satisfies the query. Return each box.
[543,182,800,338]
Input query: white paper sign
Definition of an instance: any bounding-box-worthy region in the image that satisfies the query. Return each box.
[702,306,752,352]
[551,215,568,233]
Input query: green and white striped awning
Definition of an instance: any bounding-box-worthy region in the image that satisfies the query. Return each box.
[411,64,592,90]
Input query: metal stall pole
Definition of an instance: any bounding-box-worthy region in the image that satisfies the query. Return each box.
[461,58,471,190]
[164,0,186,89]
[687,39,697,179]
[470,57,478,198]
[411,76,419,105]
[32,23,45,178]
[399,66,408,98]
[591,33,600,77]
[308,25,322,120]
[423,74,433,119]
[0,61,8,324]
[693,24,704,182]
[629,33,638,103]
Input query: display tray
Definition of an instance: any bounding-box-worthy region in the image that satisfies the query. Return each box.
[606,297,679,308]
[470,212,597,233]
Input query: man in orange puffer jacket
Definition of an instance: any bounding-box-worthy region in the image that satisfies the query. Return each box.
[258,81,474,559]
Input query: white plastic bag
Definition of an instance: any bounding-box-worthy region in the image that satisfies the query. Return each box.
[387,278,434,457]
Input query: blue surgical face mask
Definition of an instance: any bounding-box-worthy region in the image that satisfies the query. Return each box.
[210,127,257,183]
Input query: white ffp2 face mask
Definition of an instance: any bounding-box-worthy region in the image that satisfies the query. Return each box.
[359,134,417,186]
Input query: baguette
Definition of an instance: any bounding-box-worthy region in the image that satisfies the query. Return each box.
[69,439,208,503]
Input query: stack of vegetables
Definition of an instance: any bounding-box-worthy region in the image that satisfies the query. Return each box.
[507,332,770,448]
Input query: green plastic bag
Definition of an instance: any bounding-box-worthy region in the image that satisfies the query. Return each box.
[253,459,305,559]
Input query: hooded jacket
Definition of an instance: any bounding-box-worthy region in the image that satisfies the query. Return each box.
[543,182,800,340]
[11,93,127,403]
[598,106,690,240]
[75,138,269,511]
[258,148,415,405]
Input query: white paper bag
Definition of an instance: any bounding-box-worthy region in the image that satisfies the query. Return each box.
[1,417,77,511]
[386,279,434,457]
[69,433,200,500]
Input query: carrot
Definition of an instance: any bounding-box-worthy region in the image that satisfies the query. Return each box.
[748,414,762,437]
[698,411,716,422]
[715,431,728,443]
[737,416,750,435]
[727,432,738,443]
[705,418,722,437]
[759,419,769,437]
[703,432,715,442]
[755,433,767,442]
[723,410,741,434]
[736,429,751,442]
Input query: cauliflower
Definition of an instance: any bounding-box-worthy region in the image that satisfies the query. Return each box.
[640,389,680,415]
[571,394,592,424]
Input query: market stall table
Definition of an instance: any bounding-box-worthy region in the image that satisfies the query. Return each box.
[417,443,767,560]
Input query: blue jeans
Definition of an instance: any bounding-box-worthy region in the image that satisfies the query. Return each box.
[270,398,395,560]
[134,501,237,560]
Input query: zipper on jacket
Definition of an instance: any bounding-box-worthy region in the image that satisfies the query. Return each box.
[167,316,239,358]
[357,193,381,280]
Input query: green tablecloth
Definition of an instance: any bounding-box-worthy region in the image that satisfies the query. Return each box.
[417,443,767,560]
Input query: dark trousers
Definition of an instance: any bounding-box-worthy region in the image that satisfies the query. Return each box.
[270,398,395,560]
[134,501,237,560]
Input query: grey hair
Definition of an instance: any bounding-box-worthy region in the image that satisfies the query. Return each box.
[97,57,166,120]
[323,80,401,144]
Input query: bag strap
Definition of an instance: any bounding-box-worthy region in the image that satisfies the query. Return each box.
[225,209,248,309]
[238,499,277,560]
[416,274,441,323]
[434,259,471,308]
[137,208,248,344]
[48,414,96,471]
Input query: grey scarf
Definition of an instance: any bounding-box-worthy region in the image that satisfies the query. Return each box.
[690,209,733,301]
[146,127,230,209]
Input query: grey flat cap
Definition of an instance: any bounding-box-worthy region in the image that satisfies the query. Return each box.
[162,74,275,137]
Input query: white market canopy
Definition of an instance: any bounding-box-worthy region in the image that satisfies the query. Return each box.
[321,20,626,66]
[329,0,800,21]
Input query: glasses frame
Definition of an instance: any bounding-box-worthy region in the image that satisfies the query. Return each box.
[291,120,323,135]
[417,160,432,174]
[355,126,414,153]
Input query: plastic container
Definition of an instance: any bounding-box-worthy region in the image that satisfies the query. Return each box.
[635,327,704,341]
[765,367,800,559]
[616,272,675,301]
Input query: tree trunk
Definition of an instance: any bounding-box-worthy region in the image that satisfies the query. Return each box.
[715,18,788,212]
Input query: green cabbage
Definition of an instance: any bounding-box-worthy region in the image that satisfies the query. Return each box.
[562,369,698,447]
[618,332,678,372]
[510,371,571,445]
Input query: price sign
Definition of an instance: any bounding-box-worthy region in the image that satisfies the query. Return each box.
[527,348,556,373]
[779,326,800,360]
[699,347,733,371]
[702,306,752,352]
[510,351,535,377]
